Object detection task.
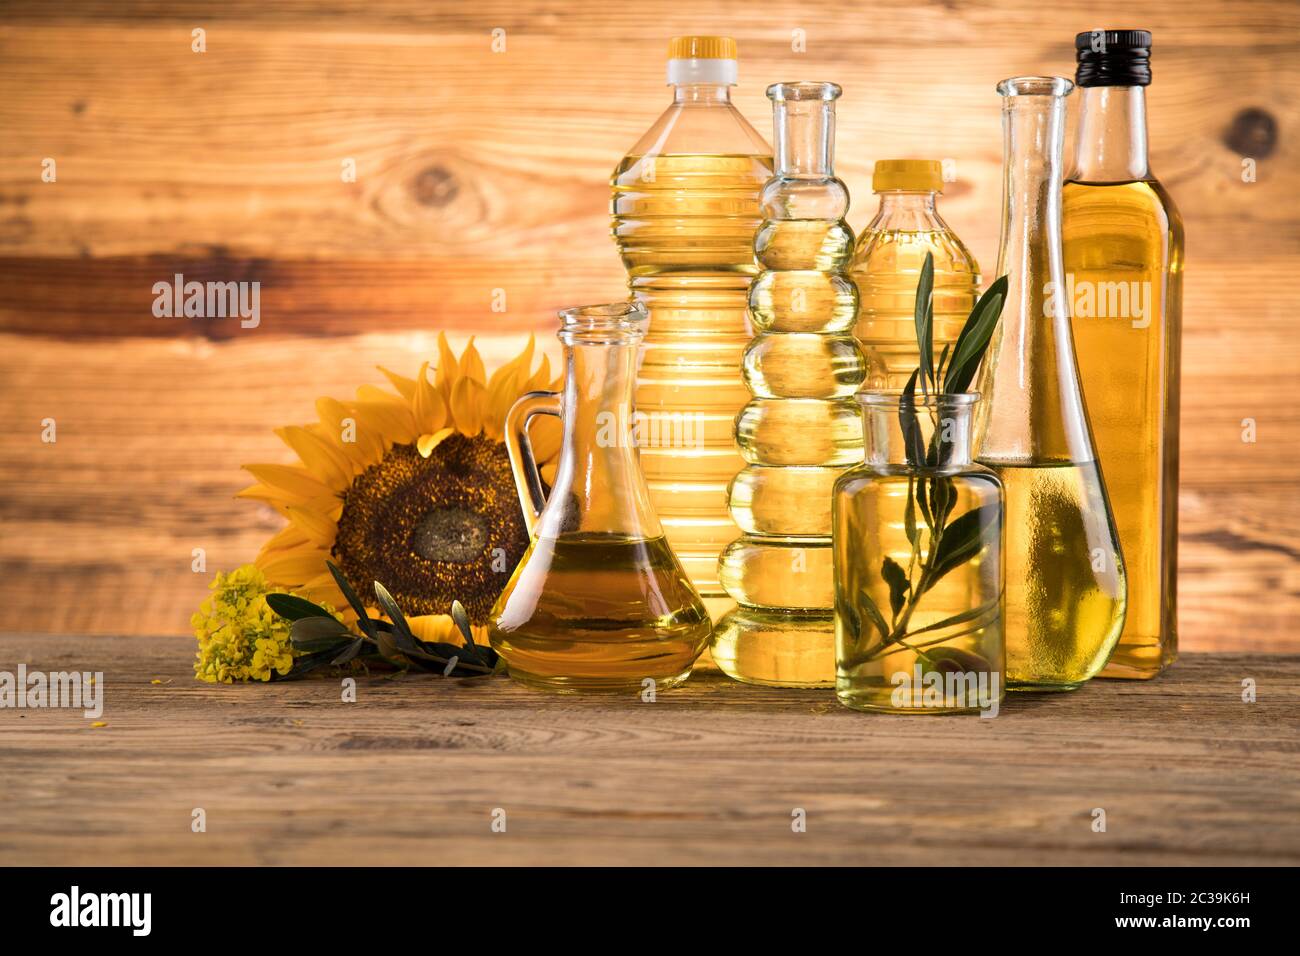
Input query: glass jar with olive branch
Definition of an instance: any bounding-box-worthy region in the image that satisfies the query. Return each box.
[832,253,1009,714]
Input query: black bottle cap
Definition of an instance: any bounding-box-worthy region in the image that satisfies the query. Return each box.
[1075,29,1151,87]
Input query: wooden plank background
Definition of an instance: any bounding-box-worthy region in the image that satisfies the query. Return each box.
[0,0,1297,647]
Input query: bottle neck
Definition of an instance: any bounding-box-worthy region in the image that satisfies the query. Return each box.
[544,337,660,538]
[871,190,940,228]
[976,80,1095,463]
[1071,85,1149,182]
[672,84,732,105]
[773,99,836,177]
[862,398,975,469]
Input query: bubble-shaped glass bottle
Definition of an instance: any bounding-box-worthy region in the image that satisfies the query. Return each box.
[714,82,867,687]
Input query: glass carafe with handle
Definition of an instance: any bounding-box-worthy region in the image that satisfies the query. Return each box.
[974,76,1127,690]
[489,302,712,692]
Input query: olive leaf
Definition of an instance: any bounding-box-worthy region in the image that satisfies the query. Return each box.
[913,252,935,396]
[326,559,380,643]
[855,589,891,641]
[881,556,911,619]
[289,615,353,652]
[266,593,335,621]
[943,276,1008,394]
[921,503,999,594]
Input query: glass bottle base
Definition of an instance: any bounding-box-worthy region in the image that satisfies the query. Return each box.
[836,690,986,715]
[711,607,835,688]
[1098,638,1176,680]
[1006,680,1085,693]
[504,667,693,695]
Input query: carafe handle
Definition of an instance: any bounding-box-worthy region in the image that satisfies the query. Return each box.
[504,390,562,537]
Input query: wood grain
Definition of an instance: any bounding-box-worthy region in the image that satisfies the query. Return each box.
[0,636,1296,866]
[0,0,1297,646]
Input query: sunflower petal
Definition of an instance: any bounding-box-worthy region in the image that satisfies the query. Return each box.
[242,464,335,502]
[435,332,459,402]
[413,362,449,435]
[316,396,384,468]
[257,549,332,588]
[450,376,487,437]
[286,504,338,546]
[257,524,312,557]
[524,353,552,393]
[354,386,419,444]
[407,614,457,643]
[274,426,353,491]
[378,366,417,402]
[459,337,486,385]
[416,427,456,458]
[528,414,563,466]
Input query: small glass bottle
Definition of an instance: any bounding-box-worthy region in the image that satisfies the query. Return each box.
[611,36,772,616]
[1063,30,1183,679]
[489,302,712,692]
[974,77,1127,690]
[850,160,981,388]
[834,392,1005,714]
[713,81,866,687]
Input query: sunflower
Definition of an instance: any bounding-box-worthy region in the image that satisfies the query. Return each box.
[238,333,560,638]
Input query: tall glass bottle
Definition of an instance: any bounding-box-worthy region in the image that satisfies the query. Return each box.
[974,76,1127,690]
[611,36,773,617]
[714,82,866,687]
[1063,30,1182,679]
[850,160,981,388]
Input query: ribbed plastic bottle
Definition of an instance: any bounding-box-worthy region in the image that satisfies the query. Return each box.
[850,160,981,388]
[610,37,772,619]
[713,81,866,687]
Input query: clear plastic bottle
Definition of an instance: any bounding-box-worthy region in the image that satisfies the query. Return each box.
[850,160,981,388]
[610,36,772,617]
[714,82,866,687]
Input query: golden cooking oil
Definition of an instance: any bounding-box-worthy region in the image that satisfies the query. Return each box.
[850,160,981,388]
[611,36,772,616]
[491,533,712,692]
[715,81,866,687]
[981,460,1127,688]
[1063,35,1183,678]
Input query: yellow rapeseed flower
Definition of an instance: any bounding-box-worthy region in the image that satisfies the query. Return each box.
[192,564,340,683]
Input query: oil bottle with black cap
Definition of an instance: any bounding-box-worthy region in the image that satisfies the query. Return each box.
[1062,29,1184,679]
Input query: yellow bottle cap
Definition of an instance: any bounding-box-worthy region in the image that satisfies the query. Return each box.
[873,159,945,193]
[668,36,738,60]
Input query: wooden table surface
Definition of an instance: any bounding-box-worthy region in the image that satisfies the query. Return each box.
[2,635,1296,866]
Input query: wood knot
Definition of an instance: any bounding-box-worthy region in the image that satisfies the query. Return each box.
[1223,108,1278,159]
[412,165,459,207]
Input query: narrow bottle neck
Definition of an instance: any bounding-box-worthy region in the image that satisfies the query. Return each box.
[862,400,974,469]
[976,80,1095,464]
[997,93,1069,321]
[773,99,836,177]
[871,190,940,228]
[1071,86,1149,182]
[673,84,732,105]
[548,338,660,537]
